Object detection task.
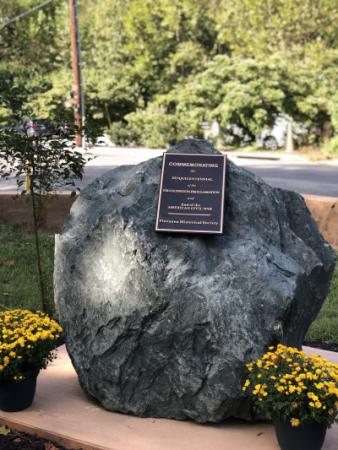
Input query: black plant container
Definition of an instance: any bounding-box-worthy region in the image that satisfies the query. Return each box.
[0,371,38,412]
[274,420,327,450]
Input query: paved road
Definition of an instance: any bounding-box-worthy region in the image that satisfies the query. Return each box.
[239,163,338,197]
[0,147,337,197]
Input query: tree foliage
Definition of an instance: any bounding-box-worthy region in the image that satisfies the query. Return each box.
[0,0,337,146]
[0,0,68,123]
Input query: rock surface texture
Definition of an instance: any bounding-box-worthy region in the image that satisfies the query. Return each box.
[55,139,336,423]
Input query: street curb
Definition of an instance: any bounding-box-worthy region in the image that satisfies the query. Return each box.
[233,154,280,161]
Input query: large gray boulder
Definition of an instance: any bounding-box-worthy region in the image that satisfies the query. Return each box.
[54,139,336,423]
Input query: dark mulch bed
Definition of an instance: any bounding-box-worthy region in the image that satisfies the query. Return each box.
[303,340,338,353]
[0,431,80,450]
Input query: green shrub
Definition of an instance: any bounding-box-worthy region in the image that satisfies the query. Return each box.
[126,110,179,148]
[324,136,338,157]
[106,122,138,146]
[107,107,203,148]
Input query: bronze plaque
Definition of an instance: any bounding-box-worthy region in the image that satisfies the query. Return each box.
[156,152,226,234]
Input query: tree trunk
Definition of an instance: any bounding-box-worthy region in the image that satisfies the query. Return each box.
[285,121,295,153]
[322,120,333,141]
[104,103,112,129]
[30,181,48,313]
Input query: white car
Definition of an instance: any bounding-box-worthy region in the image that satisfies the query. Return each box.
[256,115,309,150]
[95,135,113,147]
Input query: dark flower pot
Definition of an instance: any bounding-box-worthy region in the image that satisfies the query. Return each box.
[0,371,38,412]
[274,420,327,450]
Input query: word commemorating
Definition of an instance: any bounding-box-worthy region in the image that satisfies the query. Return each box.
[156,152,226,234]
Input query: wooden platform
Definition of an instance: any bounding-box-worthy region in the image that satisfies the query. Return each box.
[0,346,337,450]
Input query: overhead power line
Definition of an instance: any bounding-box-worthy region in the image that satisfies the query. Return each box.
[0,0,55,31]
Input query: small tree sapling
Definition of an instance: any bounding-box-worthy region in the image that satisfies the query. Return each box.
[0,127,86,313]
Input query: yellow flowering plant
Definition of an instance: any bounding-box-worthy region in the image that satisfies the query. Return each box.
[0,309,62,382]
[242,344,338,428]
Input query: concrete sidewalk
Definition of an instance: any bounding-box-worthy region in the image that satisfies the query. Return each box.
[226,149,338,166]
[0,346,337,450]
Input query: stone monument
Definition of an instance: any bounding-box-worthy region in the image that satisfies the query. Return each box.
[54,139,336,423]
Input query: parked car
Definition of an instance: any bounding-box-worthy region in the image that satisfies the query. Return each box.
[1,120,71,139]
[95,134,113,147]
[0,124,22,134]
[58,121,70,137]
[219,115,310,150]
[256,115,309,150]
[22,119,59,138]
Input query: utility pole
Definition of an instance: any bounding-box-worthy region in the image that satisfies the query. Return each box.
[69,0,85,147]
[285,120,294,153]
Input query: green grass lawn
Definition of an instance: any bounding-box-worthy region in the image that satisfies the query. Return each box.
[0,225,55,314]
[0,226,337,344]
[306,262,338,344]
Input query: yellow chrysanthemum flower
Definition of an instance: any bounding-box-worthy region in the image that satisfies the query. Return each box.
[290,418,300,427]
